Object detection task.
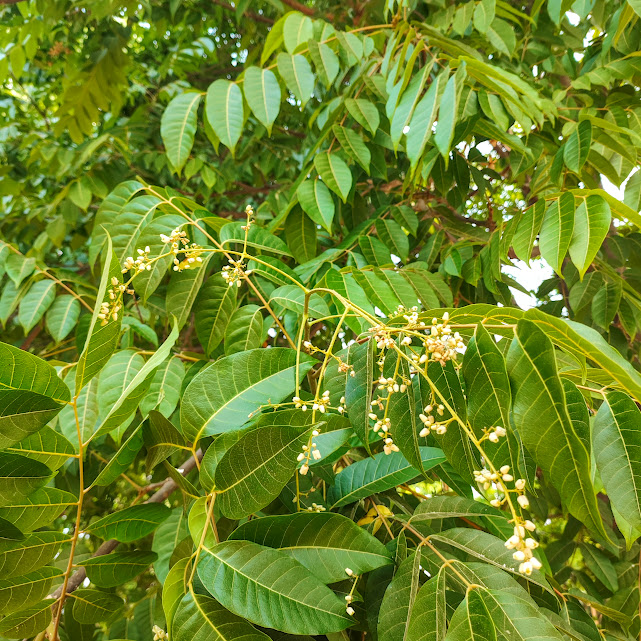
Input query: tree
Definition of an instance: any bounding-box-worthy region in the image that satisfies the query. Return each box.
[0,0,640,638]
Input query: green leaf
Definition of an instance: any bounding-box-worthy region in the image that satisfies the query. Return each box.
[579,543,618,592]
[111,195,161,267]
[0,517,23,542]
[181,347,314,442]
[79,551,159,588]
[285,208,317,264]
[18,280,56,333]
[525,308,641,403]
[375,219,409,262]
[72,589,124,623]
[434,67,464,158]
[406,70,448,168]
[462,323,511,468]
[309,40,339,88]
[195,273,238,356]
[430,529,550,590]
[0,453,53,507]
[474,0,496,32]
[327,447,445,508]
[333,126,371,174]
[5,253,35,287]
[230,512,392,584]
[569,271,603,312]
[314,153,352,203]
[7,426,74,470]
[0,487,75,532]
[0,532,67,579]
[0,390,65,450]
[197,542,351,635]
[90,428,140,483]
[215,421,315,519]
[0,599,55,639]
[144,410,186,471]
[205,80,244,155]
[390,63,431,151]
[344,340,375,454]
[277,53,314,108]
[406,570,446,641]
[75,235,123,392]
[593,391,641,531]
[447,589,496,641]
[45,294,81,342]
[591,280,622,329]
[166,253,213,329]
[163,556,190,631]
[378,551,424,641]
[512,200,545,264]
[161,92,202,174]
[539,193,575,276]
[140,356,185,418]
[0,566,63,615]
[224,305,264,355]
[564,120,592,173]
[507,319,606,538]
[85,504,171,542]
[172,591,271,641]
[152,507,190,584]
[568,195,611,278]
[283,12,313,53]
[345,98,380,136]
[269,285,331,319]
[244,67,281,134]
[0,341,70,403]
[297,179,335,231]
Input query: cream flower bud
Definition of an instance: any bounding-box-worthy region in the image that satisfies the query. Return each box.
[524,520,536,531]
[515,479,526,491]
[346,607,355,616]
[500,465,510,475]
[513,550,526,562]
[517,495,530,508]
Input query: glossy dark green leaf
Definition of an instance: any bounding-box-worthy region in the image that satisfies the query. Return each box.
[144,410,186,471]
[181,348,314,442]
[0,532,67,579]
[507,319,605,538]
[0,487,76,532]
[539,193,575,276]
[593,391,641,531]
[215,421,314,519]
[194,273,238,357]
[0,453,53,507]
[85,503,171,542]
[80,550,159,588]
[564,119,592,173]
[197,542,351,635]
[327,447,445,508]
[229,512,392,583]
[172,591,270,641]
[0,598,55,639]
[72,588,124,623]
[0,566,62,615]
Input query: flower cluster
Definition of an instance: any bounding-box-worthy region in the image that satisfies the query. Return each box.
[221,258,249,286]
[418,404,447,437]
[312,390,331,413]
[298,428,322,475]
[152,625,167,640]
[369,414,399,455]
[159,226,204,272]
[371,325,396,350]
[344,568,358,616]
[473,464,514,490]
[424,312,464,364]
[485,425,507,443]
[505,521,541,575]
[97,277,130,325]
[377,376,408,394]
[160,226,190,253]
[304,502,326,513]
[122,246,152,273]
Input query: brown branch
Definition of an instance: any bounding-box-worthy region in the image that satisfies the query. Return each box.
[211,0,273,23]
[49,450,203,602]
[280,0,314,15]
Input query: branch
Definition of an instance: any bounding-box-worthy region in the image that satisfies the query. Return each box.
[280,0,314,16]
[49,450,203,601]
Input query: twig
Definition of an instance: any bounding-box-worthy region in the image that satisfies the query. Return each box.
[49,450,203,603]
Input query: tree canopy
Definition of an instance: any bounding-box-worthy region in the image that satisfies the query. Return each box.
[1,0,641,639]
